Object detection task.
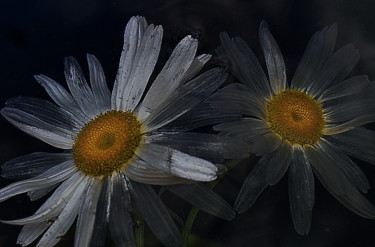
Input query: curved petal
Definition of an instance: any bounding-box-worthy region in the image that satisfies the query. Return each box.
[217,32,272,99]
[214,118,270,139]
[138,35,198,120]
[74,178,102,247]
[115,24,163,111]
[305,144,375,219]
[143,68,227,132]
[167,183,235,220]
[325,127,375,165]
[209,83,267,119]
[259,21,286,94]
[87,54,111,113]
[246,132,281,156]
[146,132,250,162]
[112,16,148,110]
[323,114,375,135]
[125,158,191,185]
[235,155,269,213]
[34,74,88,125]
[319,75,369,102]
[0,161,76,202]
[108,173,135,247]
[319,139,369,193]
[130,181,182,247]
[64,56,100,118]
[307,44,359,98]
[160,101,240,132]
[1,152,72,179]
[135,144,218,182]
[266,141,292,185]
[291,24,337,91]
[36,176,89,247]
[288,146,314,235]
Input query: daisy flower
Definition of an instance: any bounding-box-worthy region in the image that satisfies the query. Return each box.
[211,21,375,234]
[0,16,248,247]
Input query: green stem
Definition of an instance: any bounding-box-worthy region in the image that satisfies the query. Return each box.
[135,215,145,247]
[181,159,242,247]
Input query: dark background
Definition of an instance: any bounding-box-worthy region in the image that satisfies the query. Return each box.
[1,0,375,246]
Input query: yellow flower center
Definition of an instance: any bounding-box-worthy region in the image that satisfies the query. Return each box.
[72,110,142,177]
[266,90,325,145]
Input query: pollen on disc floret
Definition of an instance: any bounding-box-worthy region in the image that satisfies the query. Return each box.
[72,110,143,177]
[266,90,325,145]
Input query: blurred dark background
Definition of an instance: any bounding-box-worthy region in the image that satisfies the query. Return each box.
[1,0,375,246]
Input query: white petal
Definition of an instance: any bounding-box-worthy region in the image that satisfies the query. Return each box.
[0,161,76,202]
[87,54,111,113]
[136,143,218,182]
[181,54,211,83]
[125,158,191,185]
[74,178,102,247]
[218,32,272,99]
[115,24,163,111]
[130,181,182,247]
[143,68,227,131]
[1,107,75,149]
[291,24,337,91]
[288,146,314,235]
[108,173,135,246]
[167,183,235,220]
[265,141,292,185]
[259,21,286,94]
[36,176,89,247]
[64,57,100,118]
[1,152,71,179]
[319,75,369,102]
[35,74,88,125]
[112,16,148,110]
[137,35,198,120]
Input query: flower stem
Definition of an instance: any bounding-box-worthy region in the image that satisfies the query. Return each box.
[135,215,145,247]
[181,159,242,247]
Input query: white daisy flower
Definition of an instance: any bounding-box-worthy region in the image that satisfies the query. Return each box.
[0,16,249,247]
[211,21,375,234]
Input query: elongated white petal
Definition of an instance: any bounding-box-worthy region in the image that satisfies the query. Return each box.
[209,83,267,119]
[147,132,250,162]
[112,16,148,110]
[138,35,198,120]
[87,54,111,113]
[136,143,218,182]
[0,161,76,202]
[291,24,337,90]
[1,108,75,149]
[125,158,191,185]
[3,172,84,226]
[35,74,88,125]
[323,114,375,135]
[305,144,375,219]
[108,174,135,246]
[116,24,163,111]
[218,32,272,99]
[319,139,369,193]
[1,152,71,179]
[167,183,235,220]
[235,155,268,213]
[259,21,286,94]
[265,141,292,185]
[74,178,102,247]
[325,127,375,165]
[144,68,227,131]
[214,118,270,139]
[64,57,100,118]
[289,146,314,235]
[130,181,182,247]
[181,54,211,83]
[319,75,369,102]
[36,177,89,247]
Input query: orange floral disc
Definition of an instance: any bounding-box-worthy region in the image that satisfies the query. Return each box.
[72,110,142,177]
[266,90,325,145]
